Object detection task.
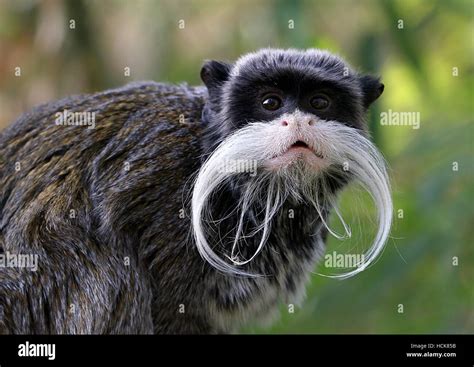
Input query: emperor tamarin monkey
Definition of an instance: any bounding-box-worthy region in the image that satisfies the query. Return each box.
[0,49,391,334]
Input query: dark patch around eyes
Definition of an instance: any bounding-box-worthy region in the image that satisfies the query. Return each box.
[227,67,364,130]
[300,79,358,108]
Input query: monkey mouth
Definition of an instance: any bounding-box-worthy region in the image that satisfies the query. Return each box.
[264,139,326,170]
[291,140,309,148]
[287,140,324,159]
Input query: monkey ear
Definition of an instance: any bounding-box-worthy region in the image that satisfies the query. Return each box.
[200,60,232,91]
[359,75,384,108]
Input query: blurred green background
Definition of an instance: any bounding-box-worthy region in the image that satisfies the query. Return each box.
[0,0,472,333]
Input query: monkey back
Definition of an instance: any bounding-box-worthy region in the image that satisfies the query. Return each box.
[0,82,211,333]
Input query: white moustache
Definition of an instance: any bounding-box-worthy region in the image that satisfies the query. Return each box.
[191,111,392,279]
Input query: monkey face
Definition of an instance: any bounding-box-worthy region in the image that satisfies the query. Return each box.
[225,54,367,131]
[201,48,383,173]
[194,49,392,277]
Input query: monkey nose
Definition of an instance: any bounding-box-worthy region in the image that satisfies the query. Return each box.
[281,118,314,127]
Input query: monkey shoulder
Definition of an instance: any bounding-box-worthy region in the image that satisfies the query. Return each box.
[0,81,207,248]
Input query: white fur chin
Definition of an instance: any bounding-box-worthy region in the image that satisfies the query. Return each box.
[191,113,392,279]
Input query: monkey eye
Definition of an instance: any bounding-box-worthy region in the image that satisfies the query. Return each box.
[310,94,330,110]
[262,95,282,111]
